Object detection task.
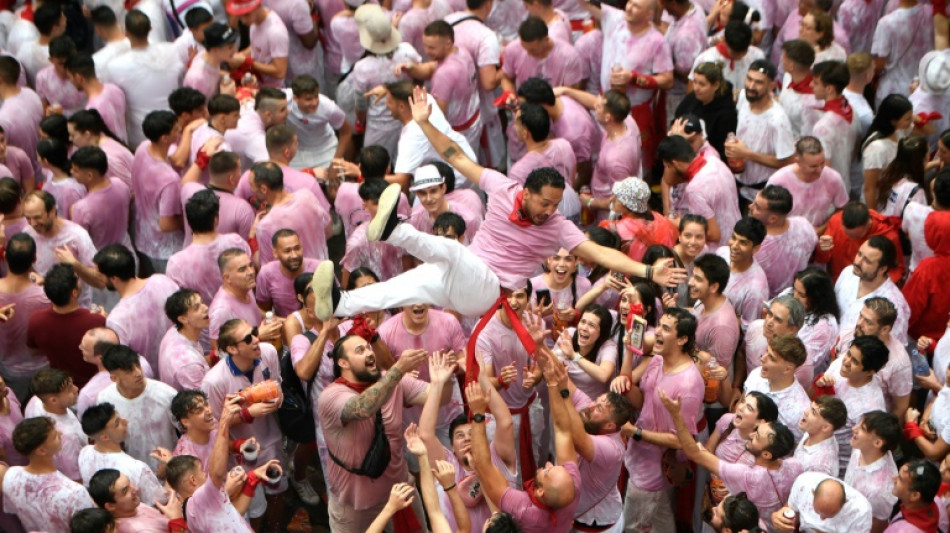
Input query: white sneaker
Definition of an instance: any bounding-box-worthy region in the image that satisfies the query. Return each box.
[290,477,321,506]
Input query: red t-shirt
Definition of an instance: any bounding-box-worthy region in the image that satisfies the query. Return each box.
[26,308,106,387]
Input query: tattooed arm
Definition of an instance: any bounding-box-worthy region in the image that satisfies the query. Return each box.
[340,349,428,423]
[408,85,485,189]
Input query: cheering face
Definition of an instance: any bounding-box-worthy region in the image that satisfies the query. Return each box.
[339,336,381,383]
[522,185,563,225]
[416,184,447,216]
[403,304,430,328]
[451,423,473,461]
[274,234,304,273]
[733,394,762,430]
[799,401,826,435]
[728,231,757,265]
[576,312,602,350]
[547,249,577,285]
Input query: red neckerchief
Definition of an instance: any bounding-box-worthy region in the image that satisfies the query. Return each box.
[19,2,33,20]
[715,42,734,69]
[684,154,707,182]
[508,190,533,227]
[940,482,950,498]
[523,478,557,526]
[817,96,853,123]
[898,502,940,533]
[787,74,814,94]
[333,377,372,393]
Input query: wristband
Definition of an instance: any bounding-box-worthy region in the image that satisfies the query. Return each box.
[231,438,248,454]
[631,73,659,89]
[242,471,261,497]
[645,265,653,281]
[472,413,486,423]
[167,518,188,533]
[559,388,570,398]
[633,427,643,441]
[243,54,254,70]
[240,406,254,424]
[585,197,593,208]
[248,236,259,255]
[497,373,509,390]
[354,117,366,134]
[195,148,211,170]
[904,421,926,441]
[443,483,457,491]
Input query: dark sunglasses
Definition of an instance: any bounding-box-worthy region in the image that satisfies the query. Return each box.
[238,327,259,345]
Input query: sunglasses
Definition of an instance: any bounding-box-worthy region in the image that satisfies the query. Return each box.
[238,327,259,345]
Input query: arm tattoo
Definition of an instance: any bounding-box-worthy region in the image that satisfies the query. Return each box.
[441,146,458,159]
[340,367,404,423]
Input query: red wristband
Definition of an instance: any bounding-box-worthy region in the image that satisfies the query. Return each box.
[497,374,509,390]
[634,74,659,89]
[811,373,835,398]
[248,237,259,255]
[231,438,248,454]
[240,406,254,424]
[354,117,366,134]
[243,54,254,70]
[302,167,317,178]
[195,149,211,170]
[167,518,188,533]
[904,421,926,440]
[242,471,261,497]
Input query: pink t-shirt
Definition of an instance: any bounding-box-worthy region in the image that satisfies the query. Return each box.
[158,327,210,391]
[255,257,320,317]
[187,478,253,533]
[183,52,221,99]
[743,367,811,442]
[180,183,255,242]
[100,136,135,190]
[665,7,707,100]
[317,374,428,509]
[0,88,44,174]
[499,461,582,533]
[501,37,585,89]
[233,165,330,213]
[871,4,932,104]
[173,428,217,468]
[43,177,87,221]
[794,434,839,476]
[0,393,26,467]
[766,165,849,227]
[430,50,480,129]
[626,355,704,491]
[693,298,740,367]
[188,124,231,187]
[438,440,519,532]
[1,145,35,188]
[23,399,85,480]
[477,314,536,408]
[208,288,263,340]
[754,216,818,297]
[224,112,268,171]
[409,199,483,244]
[329,13,363,73]
[87,83,129,144]
[166,233,251,305]
[131,143,185,260]
[834,328,913,412]
[71,178,133,250]
[1,468,95,533]
[0,284,50,378]
[348,43,422,154]
[811,109,860,190]
[779,74,819,138]
[602,4,673,106]
[314,0,347,75]
[837,0,886,53]
[507,138,577,186]
[264,0,319,80]
[334,181,412,239]
[35,65,86,115]
[668,156,740,249]
[575,429,624,525]
[592,116,641,199]
[116,503,169,533]
[25,220,97,307]
[713,413,755,465]
[716,246,770,329]
[249,10,290,87]
[564,331,619,409]
[719,458,803,521]
[445,12,501,69]
[735,94,796,193]
[399,0,452,59]
[827,356,888,472]
[106,275,180,369]
[844,449,898,521]
[257,189,331,264]
[467,169,587,290]
[77,446,165,505]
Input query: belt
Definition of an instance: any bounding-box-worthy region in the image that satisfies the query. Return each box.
[573,520,615,532]
[452,108,480,132]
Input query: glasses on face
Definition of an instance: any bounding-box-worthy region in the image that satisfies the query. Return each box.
[238,327,259,345]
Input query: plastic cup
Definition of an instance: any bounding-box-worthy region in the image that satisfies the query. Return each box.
[242,441,259,463]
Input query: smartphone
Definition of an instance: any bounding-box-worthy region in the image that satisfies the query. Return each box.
[626,315,647,356]
[613,271,625,282]
[535,289,551,306]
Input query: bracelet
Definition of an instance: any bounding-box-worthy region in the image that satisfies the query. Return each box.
[497,374,509,390]
[559,388,570,398]
[904,421,926,441]
[645,265,653,281]
[242,471,261,497]
[231,438,248,454]
[243,54,254,69]
[240,406,254,424]
[443,483,457,491]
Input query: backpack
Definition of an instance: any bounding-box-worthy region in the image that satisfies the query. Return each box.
[277,331,318,443]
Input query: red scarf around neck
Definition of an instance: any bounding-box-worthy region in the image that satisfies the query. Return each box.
[523,478,557,526]
[508,190,534,227]
[787,74,814,94]
[939,481,950,498]
[898,502,940,533]
[333,377,373,392]
[715,42,735,69]
[684,154,707,182]
[818,96,853,123]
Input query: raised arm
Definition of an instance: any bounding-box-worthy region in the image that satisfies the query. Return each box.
[467,380,511,506]
[406,423,454,533]
[572,241,686,288]
[209,397,242,488]
[409,85,485,188]
[658,389,720,474]
[340,349,427,423]
[478,352,517,471]
[538,346,577,465]
[418,352,453,462]
[294,318,340,380]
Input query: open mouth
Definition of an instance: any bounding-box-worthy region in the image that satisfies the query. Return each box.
[365,356,377,371]
[578,330,591,343]
[411,306,426,319]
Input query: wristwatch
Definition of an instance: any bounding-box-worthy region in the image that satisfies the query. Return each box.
[633,427,643,441]
[572,353,582,362]
[559,388,570,399]
[472,413,486,423]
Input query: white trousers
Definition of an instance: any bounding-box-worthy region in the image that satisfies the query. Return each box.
[336,224,500,318]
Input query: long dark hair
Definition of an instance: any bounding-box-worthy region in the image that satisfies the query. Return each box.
[718,391,778,443]
[346,266,379,290]
[794,268,840,325]
[877,136,930,209]
[68,109,129,151]
[862,94,912,149]
[36,137,71,174]
[585,227,621,285]
[572,304,614,362]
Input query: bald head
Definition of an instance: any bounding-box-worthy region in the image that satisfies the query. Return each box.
[538,465,576,509]
[813,479,846,520]
[80,327,120,363]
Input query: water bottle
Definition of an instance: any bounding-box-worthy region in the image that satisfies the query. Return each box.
[725,132,746,173]
[910,348,930,390]
[265,311,282,352]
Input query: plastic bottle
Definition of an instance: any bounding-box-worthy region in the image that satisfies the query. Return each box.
[553,300,571,339]
[910,348,930,389]
[238,379,281,404]
[703,359,720,403]
[580,185,594,225]
[725,132,746,174]
[265,311,282,352]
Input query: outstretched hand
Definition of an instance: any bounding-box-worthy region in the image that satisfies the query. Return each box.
[658,389,681,414]
[652,258,686,288]
[409,85,432,124]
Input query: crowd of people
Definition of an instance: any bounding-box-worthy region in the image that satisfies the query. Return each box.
[0,0,949,529]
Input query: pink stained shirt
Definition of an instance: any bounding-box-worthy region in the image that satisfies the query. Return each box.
[314,0,347,75]
[445,12,502,69]
[106,275,180,370]
[0,393,26,467]
[256,189,331,264]
[693,298,741,368]
[377,309,467,425]
[438,440,519,532]
[183,52,222,99]
[794,434,840,476]
[70,178,133,250]
[43,177,87,220]
[754,216,818,298]
[100,136,135,190]
[467,168,588,290]
[743,367,811,442]
[334,181,412,239]
[788,472,873,531]
[626,355,704,491]
[564,330,619,402]
[249,10,290,87]
[779,74,819,138]
[208,288,263,340]
[507,138,577,187]
[86,83,129,144]
[836,0,886,53]
[317,374,429,509]
[477,314,537,408]
[180,183,255,242]
[668,156,741,249]
[734,93,796,193]
[501,37,585,89]
[834,268,910,344]
[0,88,43,174]
[348,43,422,154]
[76,362,153,420]
[409,199,483,244]
[743,319,815,388]
[844,449,898,521]
[399,0,452,59]
[166,233,251,305]
[173,428,217,468]
[35,65,86,115]
[545,9,573,42]
[23,399,85,481]
[827,356,888,472]
[713,413,756,465]
[187,478,253,533]
[286,91,346,169]
[871,4,933,104]
[233,165,331,213]
[834,328,912,411]
[158,327,210,391]
[574,29,603,95]
[430,50,480,129]
[547,95,601,165]
[329,13,363,73]
[116,503,169,533]
[715,246,771,329]
[575,429,625,525]
[665,6,707,101]
[131,143,185,260]
[0,284,51,378]
[719,458,804,520]
[1,145,35,188]
[602,4,673,106]
[255,257,320,316]
[187,124,231,187]
[264,0,319,80]
[592,116,641,200]
[1,468,95,533]
[499,461,582,533]
[224,111,269,171]
[766,164,849,228]
[25,220,97,307]
[77,446,165,505]
[772,11,850,67]
[811,107,861,190]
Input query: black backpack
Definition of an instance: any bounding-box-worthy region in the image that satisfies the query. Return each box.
[277,331,318,443]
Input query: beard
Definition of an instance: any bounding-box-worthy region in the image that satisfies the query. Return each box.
[353,367,381,384]
[583,417,607,435]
